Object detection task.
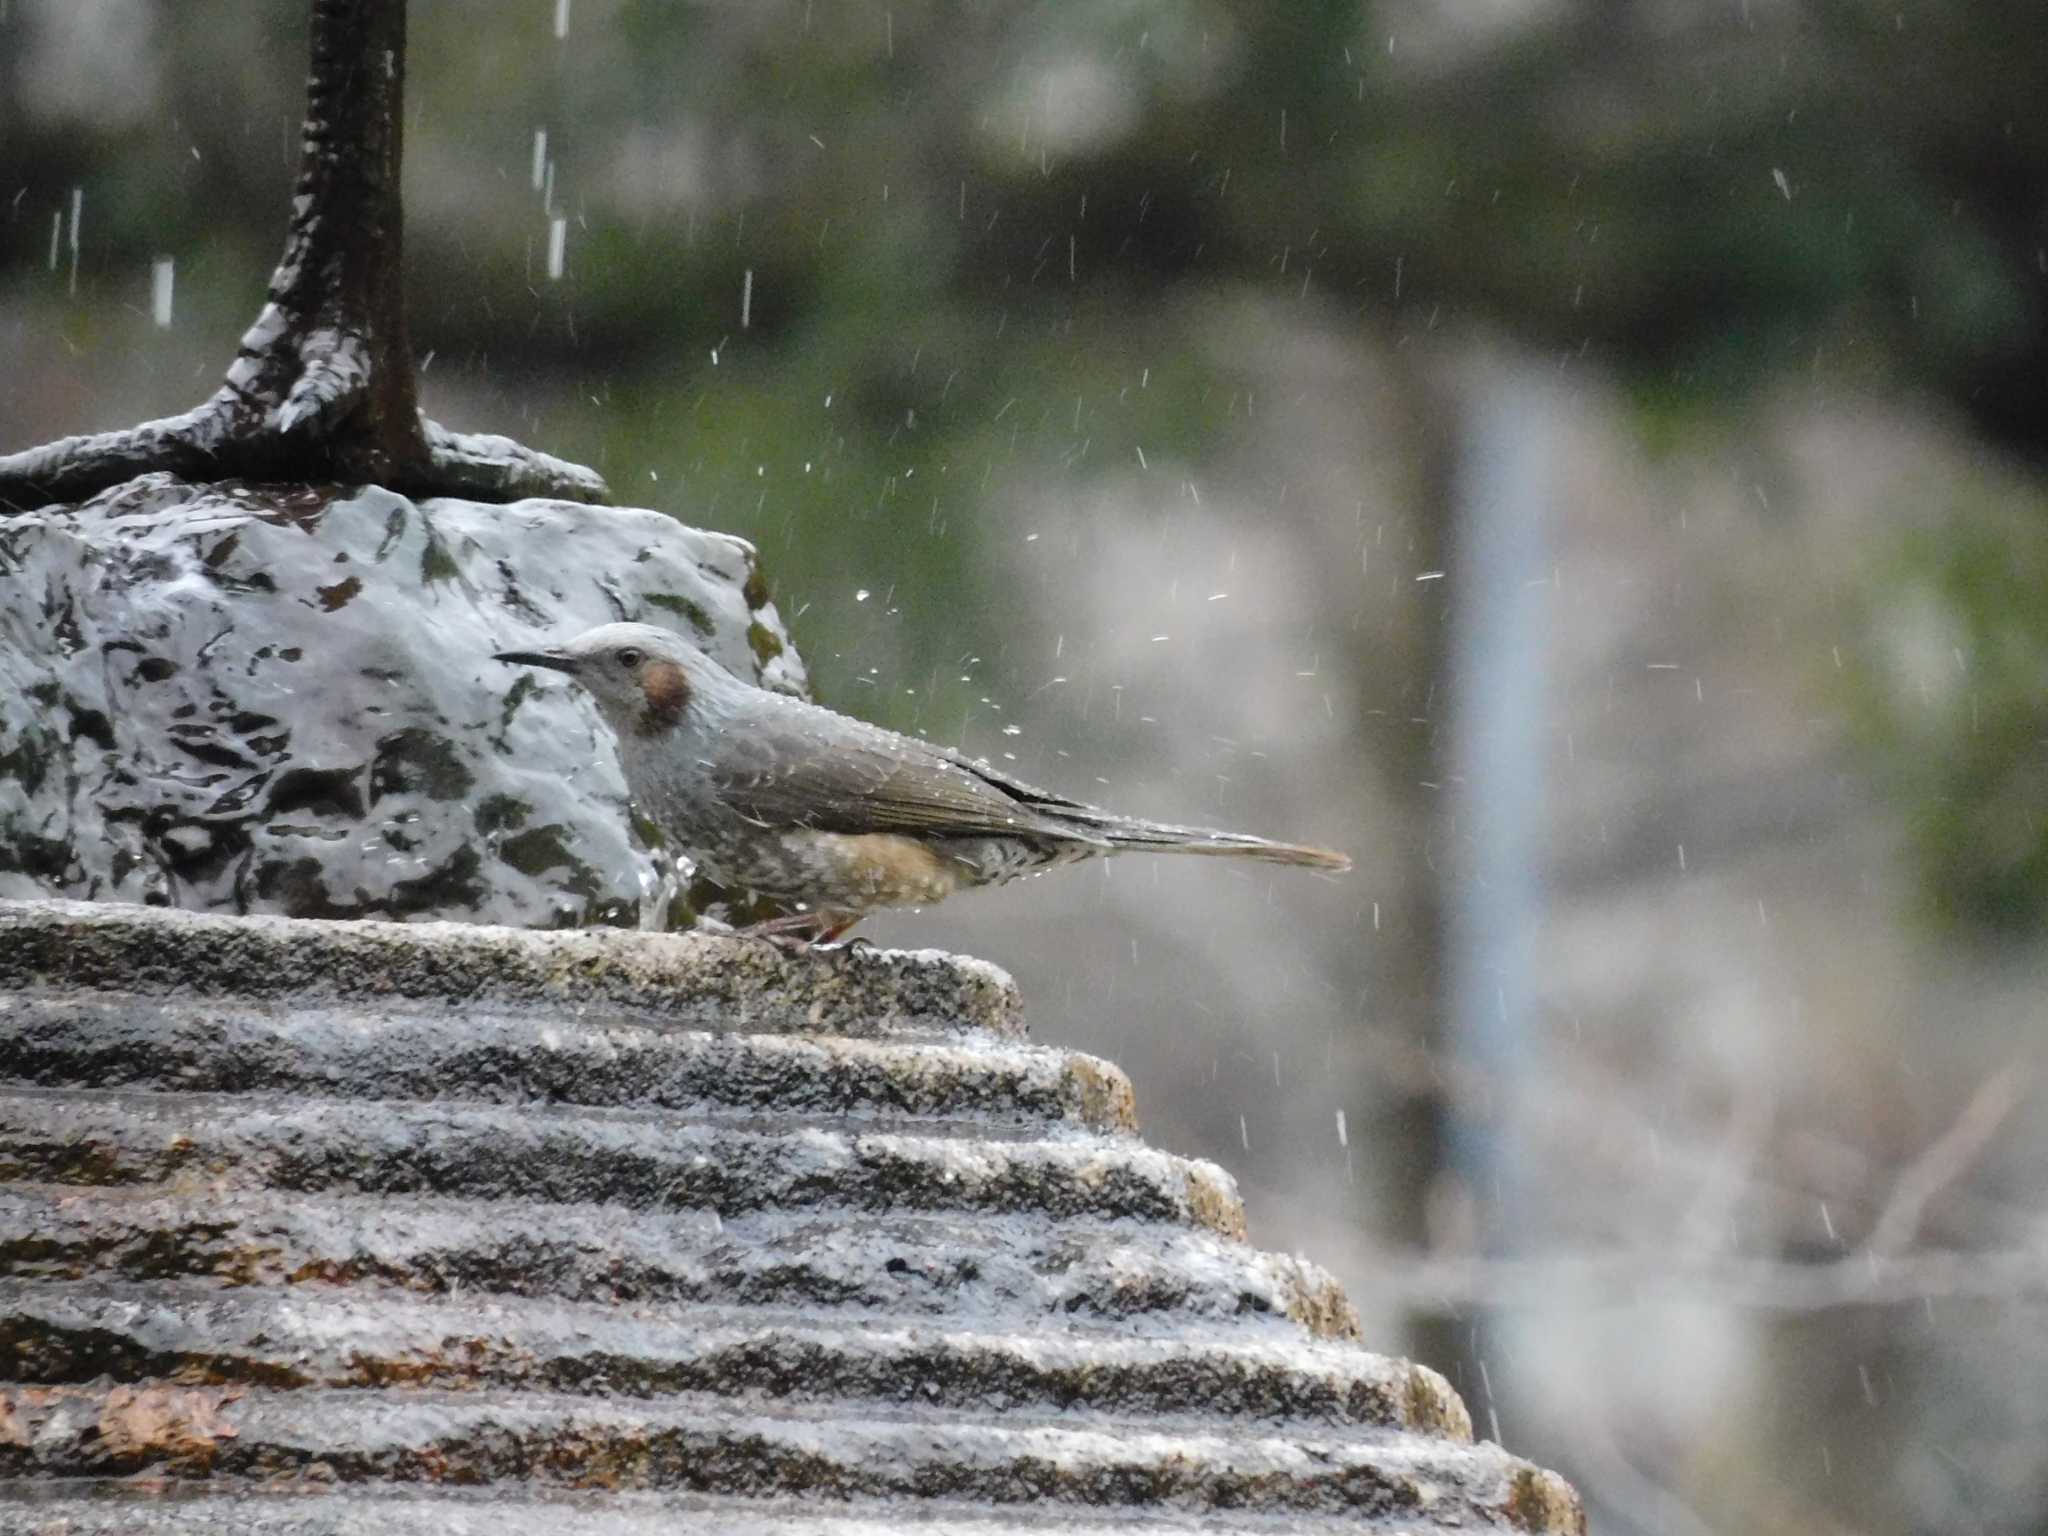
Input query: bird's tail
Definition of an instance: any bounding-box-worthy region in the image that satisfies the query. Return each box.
[1066,811,1352,872]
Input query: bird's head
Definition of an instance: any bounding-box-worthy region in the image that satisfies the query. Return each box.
[493,621,719,736]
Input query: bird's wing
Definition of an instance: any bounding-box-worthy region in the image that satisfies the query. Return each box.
[707,699,1109,843]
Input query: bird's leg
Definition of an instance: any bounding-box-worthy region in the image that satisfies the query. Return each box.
[736,910,832,940]
[734,908,865,953]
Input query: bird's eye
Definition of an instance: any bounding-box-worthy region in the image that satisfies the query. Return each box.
[616,648,644,669]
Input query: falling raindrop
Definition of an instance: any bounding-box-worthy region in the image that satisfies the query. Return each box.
[67,187,82,296]
[150,258,174,328]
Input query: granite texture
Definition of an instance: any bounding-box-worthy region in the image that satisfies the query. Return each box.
[0,897,1582,1531]
[0,477,801,928]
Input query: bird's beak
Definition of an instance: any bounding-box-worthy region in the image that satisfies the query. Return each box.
[492,648,581,675]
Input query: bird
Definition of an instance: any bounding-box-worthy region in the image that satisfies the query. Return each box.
[494,621,1350,941]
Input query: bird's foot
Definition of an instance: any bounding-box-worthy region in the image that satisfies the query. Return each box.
[812,934,878,956]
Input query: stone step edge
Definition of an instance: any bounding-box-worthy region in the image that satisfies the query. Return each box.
[0,1183,1356,1341]
[0,1278,1463,1437]
[0,1001,1137,1134]
[0,898,1023,1040]
[0,1484,1522,1536]
[2,1081,1117,1153]
[1,1090,1246,1237]
[0,1384,1585,1529]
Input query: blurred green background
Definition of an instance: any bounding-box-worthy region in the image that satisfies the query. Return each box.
[6,2,2048,1529]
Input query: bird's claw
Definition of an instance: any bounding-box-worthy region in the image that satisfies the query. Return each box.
[738,932,870,962]
[813,934,878,956]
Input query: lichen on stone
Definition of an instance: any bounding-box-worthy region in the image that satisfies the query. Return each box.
[0,478,805,928]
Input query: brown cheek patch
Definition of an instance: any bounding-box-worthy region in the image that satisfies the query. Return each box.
[636,659,691,735]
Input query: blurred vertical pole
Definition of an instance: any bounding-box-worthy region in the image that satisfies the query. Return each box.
[1367,354,1458,1389]
[1441,363,1555,1440]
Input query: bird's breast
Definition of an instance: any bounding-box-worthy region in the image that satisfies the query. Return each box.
[779,831,965,909]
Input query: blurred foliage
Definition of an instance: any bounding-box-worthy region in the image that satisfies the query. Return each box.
[1853,502,2048,940]
[2,0,2045,929]
[7,1,2043,455]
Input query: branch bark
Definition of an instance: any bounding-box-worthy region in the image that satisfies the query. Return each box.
[0,0,608,513]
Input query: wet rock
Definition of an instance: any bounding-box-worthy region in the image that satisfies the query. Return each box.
[0,897,1019,1040]
[0,474,803,927]
[0,898,1583,1532]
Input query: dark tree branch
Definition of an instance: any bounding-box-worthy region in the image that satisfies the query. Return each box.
[0,0,608,514]
[421,420,612,504]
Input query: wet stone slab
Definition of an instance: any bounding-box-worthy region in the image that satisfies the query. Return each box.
[0,897,1023,1038]
[0,897,1583,1530]
[0,1484,1560,1536]
[0,1190,1352,1338]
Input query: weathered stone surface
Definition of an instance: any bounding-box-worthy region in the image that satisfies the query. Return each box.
[0,899,1584,1531]
[0,475,802,927]
[0,1487,1571,1536]
[0,1091,1245,1232]
[0,898,1020,1039]
[0,1287,1434,1426]
[0,1384,1563,1515]
[0,1191,1347,1337]
[2,1000,1106,1126]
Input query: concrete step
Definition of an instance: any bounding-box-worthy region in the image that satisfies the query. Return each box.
[0,1383,1576,1525]
[0,899,1585,1532]
[0,1090,1243,1234]
[0,1279,1461,1434]
[0,1186,1355,1339]
[0,899,1024,1040]
[0,998,1135,1133]
[0,1484,1478,1535]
